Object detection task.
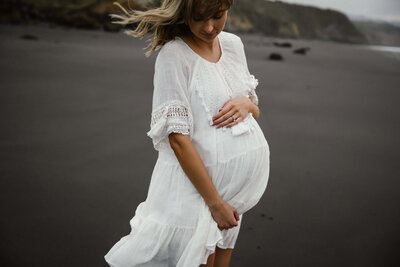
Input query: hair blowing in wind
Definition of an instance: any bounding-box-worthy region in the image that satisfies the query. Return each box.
[109,0,233,56]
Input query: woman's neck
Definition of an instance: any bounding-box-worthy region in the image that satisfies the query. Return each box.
[184,32,219,54]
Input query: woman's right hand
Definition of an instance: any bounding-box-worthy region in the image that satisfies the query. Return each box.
[209,200,240,230]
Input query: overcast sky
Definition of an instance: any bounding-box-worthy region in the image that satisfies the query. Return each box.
[267,0,400,22]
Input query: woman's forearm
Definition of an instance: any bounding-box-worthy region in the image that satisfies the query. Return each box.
[168,133,224,208]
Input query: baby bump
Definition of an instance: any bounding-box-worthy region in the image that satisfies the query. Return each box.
[215,113,269,162]
[211,116,270,214]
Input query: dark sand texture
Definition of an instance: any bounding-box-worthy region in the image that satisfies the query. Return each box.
[1,24,399,266]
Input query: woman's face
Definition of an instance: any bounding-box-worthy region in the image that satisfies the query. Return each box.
[188,4,228,43]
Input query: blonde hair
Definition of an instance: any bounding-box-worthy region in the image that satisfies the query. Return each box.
[110,0,234,57]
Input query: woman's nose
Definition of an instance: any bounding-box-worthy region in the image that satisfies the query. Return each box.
[203,20,214,33]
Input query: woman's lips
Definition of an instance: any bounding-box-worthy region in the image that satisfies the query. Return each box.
[202,33,215,39]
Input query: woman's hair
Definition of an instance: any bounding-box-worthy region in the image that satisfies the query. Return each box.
[110,0,234,57]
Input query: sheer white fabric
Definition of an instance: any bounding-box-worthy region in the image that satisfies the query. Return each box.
[236,37,259,106]
[105,31,270,267]
[146,45,194,151]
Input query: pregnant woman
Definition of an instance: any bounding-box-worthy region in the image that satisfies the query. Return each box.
[104,0,270,266]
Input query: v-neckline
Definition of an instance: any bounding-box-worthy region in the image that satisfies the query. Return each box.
[176,34,224,65]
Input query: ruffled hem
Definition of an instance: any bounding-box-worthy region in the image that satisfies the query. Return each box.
[104,220,195,266]
[104,203,235,267]
[105,143,270,267]
[175,203,223,266]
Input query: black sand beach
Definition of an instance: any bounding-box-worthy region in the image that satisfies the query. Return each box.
[1,24,399,266]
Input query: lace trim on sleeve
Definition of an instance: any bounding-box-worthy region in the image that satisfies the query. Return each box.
[247,74,259,106]
[147,100,193,151]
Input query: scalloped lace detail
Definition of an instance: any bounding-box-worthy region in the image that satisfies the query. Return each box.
[248,74,259,106]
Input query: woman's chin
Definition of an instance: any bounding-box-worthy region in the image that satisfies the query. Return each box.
[202,34,215,40]
[200,34,218,44]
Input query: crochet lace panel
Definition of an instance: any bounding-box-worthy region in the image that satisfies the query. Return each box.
[149,100,193,151]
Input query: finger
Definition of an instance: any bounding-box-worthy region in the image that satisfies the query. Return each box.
[231,219,238,226]
[220,100,230,110]
[234,210,240,221]
[218,114,236,128]
[212,102,232,122]
[218,224,228,230]
[225,114,244,128]
[213,107,234,126]
[212,109,223,122]
[217,105,241,127]
[214,109,236,128]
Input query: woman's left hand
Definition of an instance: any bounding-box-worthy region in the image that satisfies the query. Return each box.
[212,97,252,128]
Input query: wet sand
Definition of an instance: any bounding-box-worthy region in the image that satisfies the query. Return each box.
[0,24,399,266]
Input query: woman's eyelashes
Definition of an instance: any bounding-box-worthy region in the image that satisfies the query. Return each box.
[193,14,223,22]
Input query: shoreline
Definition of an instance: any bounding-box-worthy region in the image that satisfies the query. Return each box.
[3,22,399,48]
[1,24,399,267]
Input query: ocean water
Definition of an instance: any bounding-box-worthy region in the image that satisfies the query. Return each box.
[362,44,400,61]
[366,45,400,53]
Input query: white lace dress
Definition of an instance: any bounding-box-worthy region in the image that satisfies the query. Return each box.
[104,31,270,267]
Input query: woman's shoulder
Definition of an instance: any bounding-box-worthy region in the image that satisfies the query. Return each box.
[219,31,241,42]
[220,31,244,53]
[158,37,187,57]
[219,31,245,62]
[154,38,192,80]
[156,37,190,66]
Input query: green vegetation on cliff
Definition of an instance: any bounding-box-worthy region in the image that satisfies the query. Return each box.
[352,20,400,46]
[227,0,367,44]
[0,0,373,45]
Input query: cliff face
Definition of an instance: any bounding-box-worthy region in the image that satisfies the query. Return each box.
[0,0,146,31]
[0,0,369,45]
[227,0,368,44]
[352,20,400,47]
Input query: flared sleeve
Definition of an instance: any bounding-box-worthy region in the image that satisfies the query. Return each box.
[237,37,259,106]
[146,43,194,151]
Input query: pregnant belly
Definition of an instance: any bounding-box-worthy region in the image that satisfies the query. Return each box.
[209,114,270,214]
[215,113,269,162]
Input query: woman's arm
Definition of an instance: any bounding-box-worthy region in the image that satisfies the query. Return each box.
[248,100,259,120]
[168,133,240,230]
